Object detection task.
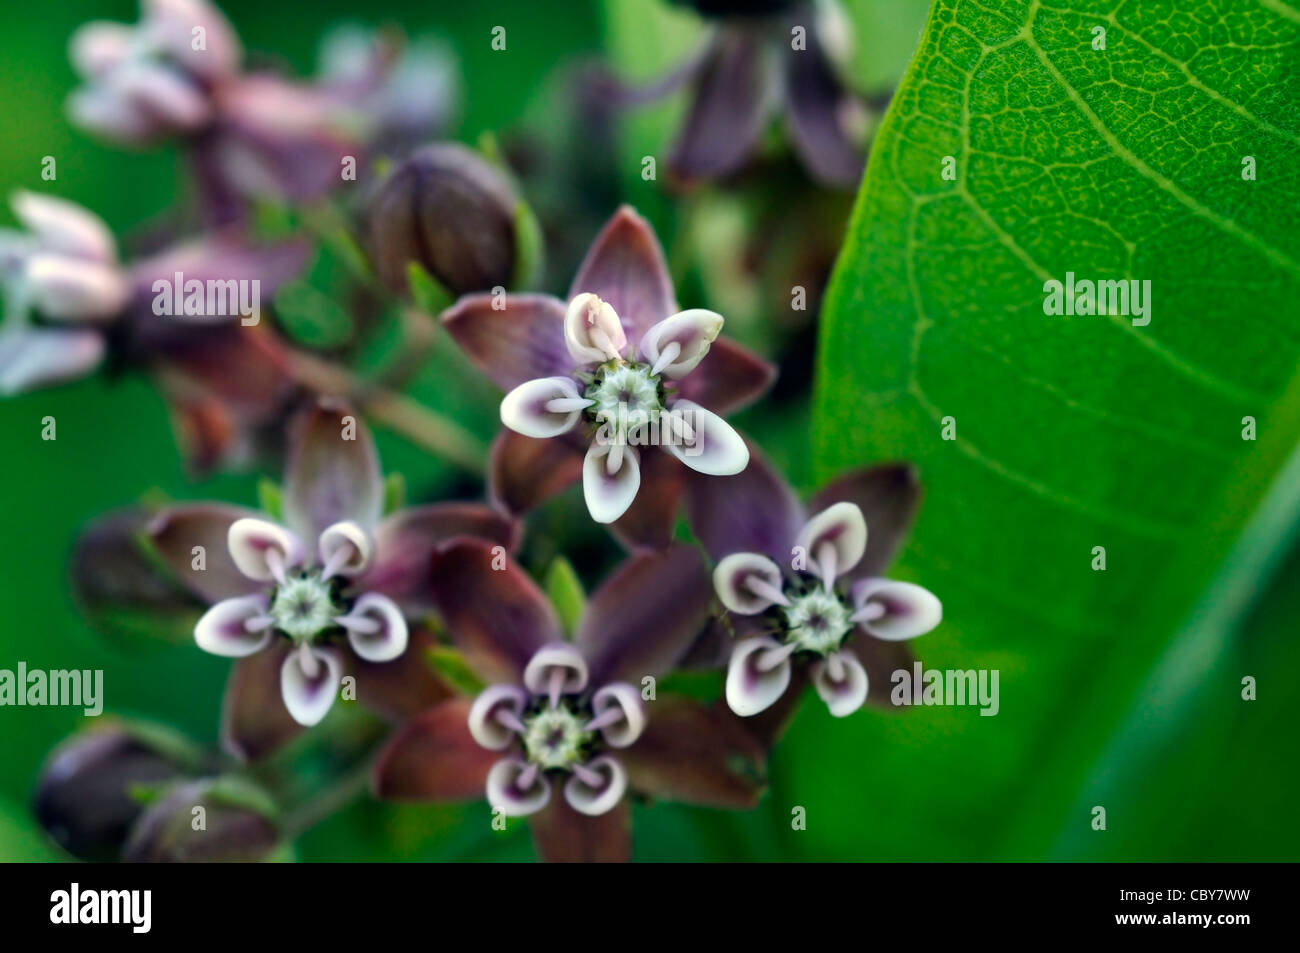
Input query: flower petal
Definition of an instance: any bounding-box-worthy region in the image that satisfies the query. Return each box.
[11,191,116,262]
[851,578,942,641]
[128,235,311,312]
[529,794,630,862]
[583,441,641,524]
[673,336,775,416]
[684,437,803,563]
[808,464,922,580]
[339,592,408,662]
[567,206,676,343]
[195,594,272,657]
[351,624,453,722]
[487,757,552,817]
[487,429,585,517]
[283,400,384,541]
[467,684,530,750]
[69,21,134,79]
[589,683,646,748]
[795,501,867,584]
[563,756,627,816]
[782,23,866,188]
[373,698,501,801]
[109,60,212,129]
[608,444,683,551]
[620,695,767,808]
[227,517,304,583]
[146,503,262,602]
[809,650,869,717]
[25,254,127,321]
[0,326,105,395]
[279,644,343,726]
[638,308,723,379]
[577,543,714,684]
[318,520,373,578]
[725,636,793,718]
[713,551,786,615]
[441,292,572,392]
[564,292,627,365]
[500,376,588,438]
[428,539,564,683]
[522,643,589,699]
[661,400,749,475]
[221,642,305,761]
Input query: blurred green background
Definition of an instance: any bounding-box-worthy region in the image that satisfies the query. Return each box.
[2,0,1295,861]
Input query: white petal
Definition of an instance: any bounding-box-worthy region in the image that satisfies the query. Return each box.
[500,376,587,438]
[589,683,646,748]
[810,650,869,717]
[144,0,242,80]
[24,255,127,322]
[0,326,105,395]
[194,594,271,657]
[582,441,641,524]
[486,757,552,817]
[725,636,793,717]
[339,592,408,662]
[564,292,627,365]
[227,518,304,582]
[66,85,158,143]
[467,684,530,750]
[280,644,343,726]
[11,191,116,262]
[851,578,942,641]
[796,502,867,583]
[68,22,135,79]
[638,308,723,379]
[661,400,749,475]
[563,756,627,816]
[317,520,373,578]
[713,552,787,615]
[110,61,211,129]
[523,643,588,699]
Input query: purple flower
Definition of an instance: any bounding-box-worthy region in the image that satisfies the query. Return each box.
[138,401,516,756]
[685,442,940,722]
[373,539,768,862]
[443,206,774,547]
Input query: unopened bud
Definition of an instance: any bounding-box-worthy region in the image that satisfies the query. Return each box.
[122,778,280,863]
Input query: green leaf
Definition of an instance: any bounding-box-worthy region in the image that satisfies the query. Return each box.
[257,478,283,521]
[426,646,486,696]
[406,261,454,315]
[273,279,354,348]
[511,199,545,288]
[543,556,586,637]
[811,0,1300,860]
[382,472,407,515]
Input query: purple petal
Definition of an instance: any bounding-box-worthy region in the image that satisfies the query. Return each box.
[620,695,767,809]
[672,336,775,416]
[782,31,865,187]
[529,795,631,862]
[577,543,713,685]
[488,429,585,517]
[428,539,563,684]
[608,445,683,551]
[282,399,384,541]
[221,642,305,761]
[808,463,922,580]
[568,206,676,344]
[684,437,803,563]
[127,235,311,314]
[441,292,572,392]
[146,503,263,603]
[373,698,501,801]
[0,327,105,395]
[351,624,453,722]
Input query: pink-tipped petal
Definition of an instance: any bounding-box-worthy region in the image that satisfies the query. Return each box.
[568,207,676,343]
[638,309,723,379]
[0,326,105,395]
[11,191,116,262]
[523,643,589,700]
[467,684,530,750]
[317,520,373,578]
[563,756,627,817]
[713,552,786,615]
[725,636,793,718]
[279,644,343,726]
[808,464,922,580]
[796,502,867,582]
[25,255,127,322]
[68,22,134,79]
[340,592,408,662]
[661,400,748,476]
[564,292,627,365]
[488,429,585,517]
[194,593,272,657]
[851,578,942,641]
[810,650,869,717]
[583,441,641,524]
[227,518,303,583]
[110,60,211,128]
[486,757,552,817]
[589,683,646,748]
[440,292,572,393]
[500,376,588,439]
[145,0,242,80]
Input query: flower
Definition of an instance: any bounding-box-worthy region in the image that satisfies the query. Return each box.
[373,538,768,862]
[685,441,940,721]
[442,206,774,547]
[130,401,515,757]
[638,0,876,187]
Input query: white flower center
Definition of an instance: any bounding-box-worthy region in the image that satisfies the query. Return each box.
[782,588,853,655]
[586,362,663,441]
[521,704,592,770]
[269,570,342,642]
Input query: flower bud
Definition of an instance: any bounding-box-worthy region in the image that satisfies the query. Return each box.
[33,725,191,861]
[122,778,281,863]
[367,143,519,298]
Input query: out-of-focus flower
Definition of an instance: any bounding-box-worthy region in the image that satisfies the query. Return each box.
[129,401,515,757]
[442,206,773,546]
[686,442,939,724]
[33,722,203,862]
[122,777,281,862]
[638,0,873,187]
[366,144,520,299]
[374,539,767,862]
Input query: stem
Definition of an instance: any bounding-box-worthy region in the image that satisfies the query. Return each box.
[283,348,488,475]
[280,751,378,840]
